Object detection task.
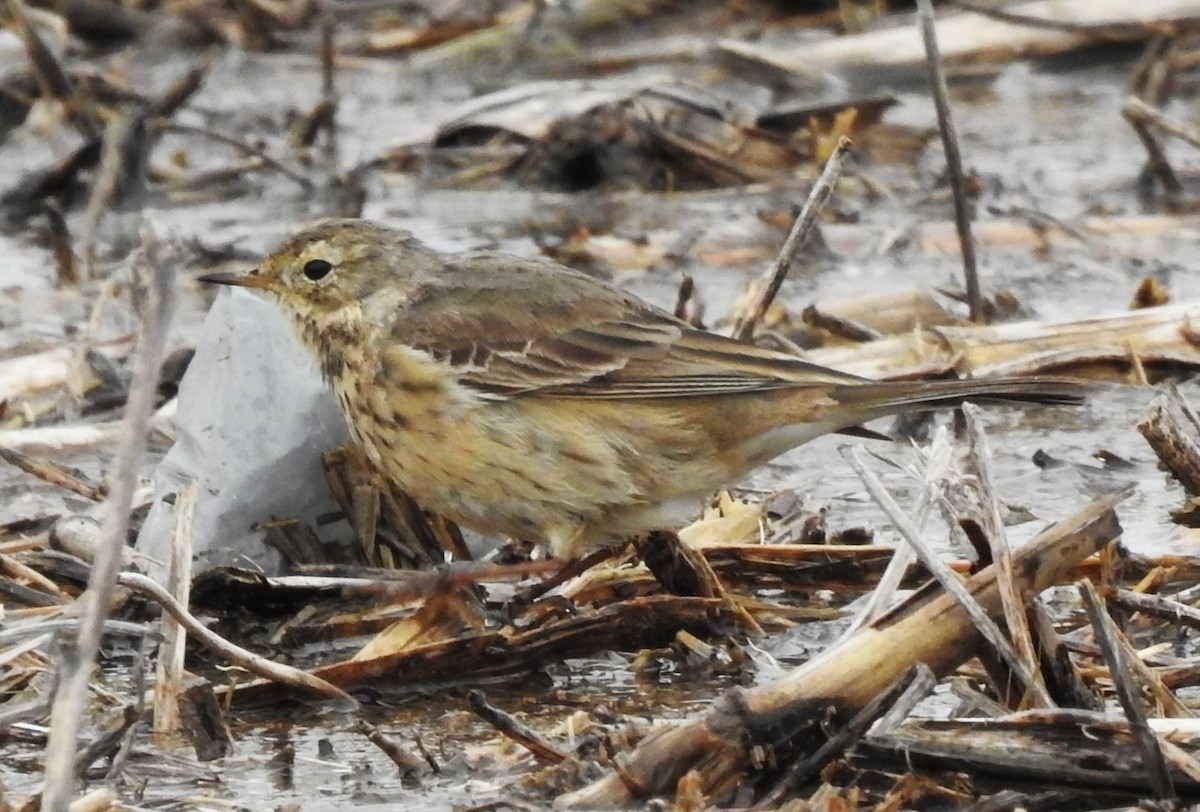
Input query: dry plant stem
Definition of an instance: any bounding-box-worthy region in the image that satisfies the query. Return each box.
[0,618,151,645]
[1127,342,1151,386]
[516,547,617,602]
[1106,613,1192,719]
[0,447,104,501]
[336,558,562,602]
[556,491,1124,809]
[961,404,1046,707]
[846,427,951,634]
[320,0,339,165]
[1125,41,1182,196]
[0,554,69,602]
[1126,95,1200,150]
[413,733,440,772]
[952,0,1174,38]
[467,689,568,764]
[155,121,314,192]
[1077,579,1175,802]
[1159,738,1200,784]
[755,665,937,809]
[805,299,1200,380]
[1123,98,1184,197]
[870,663,940,733]
[41,223,176,812]
[1129,36,1175,108]
[119,571,357,709]
[104,700,144,787]
[45,201,78,287]
[152,483,196,735]
[733,136,852,341]
[844,445,1053,708]
[800,304,882,342]
[4,0,98,140]
[718,0,1200,81]
[1138,386,1200,496]
[0,424,125,456]
[918,0,982,323]
[75,706,136,776]
[152,60,211,120]
[81,112,137,273]
[0,337,134,405]
[354,719,425,773]
[1029,599,1100,711]
[1109,587,1200,632]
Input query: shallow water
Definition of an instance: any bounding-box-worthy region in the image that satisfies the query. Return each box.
[3,13,1199,809]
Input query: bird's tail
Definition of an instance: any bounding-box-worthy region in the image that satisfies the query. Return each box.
[831,376,1086,415]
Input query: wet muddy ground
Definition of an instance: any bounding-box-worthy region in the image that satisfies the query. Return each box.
[4,3,1200,809]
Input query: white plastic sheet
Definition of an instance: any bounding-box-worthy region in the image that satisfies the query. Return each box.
[136,287,350,579]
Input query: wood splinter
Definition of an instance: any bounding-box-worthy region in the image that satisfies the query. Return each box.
[1138,386,1200,525]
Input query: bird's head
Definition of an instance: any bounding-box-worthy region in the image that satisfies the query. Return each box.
[199,219,440,328]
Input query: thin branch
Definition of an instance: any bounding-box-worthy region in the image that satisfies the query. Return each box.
[0,447,104,501]
[320,0,339,165]
[155,120,314,192]
[1109,587,1200,633]
[917,0,983,323]
[1078,579,1176,802]
[733,136,852,341]
[467,690,568,764]
[953,0,1177,39]
[846,426,952,634]
[152,482,196,734]
[961,403,1046,707]
[4,0,99,140]
[756,664,937,808]
[843,445,1054,708]
[41,221,176,812]
[1123,97,1185,198]
[119,571,357,709]
[1126,95,1200,150]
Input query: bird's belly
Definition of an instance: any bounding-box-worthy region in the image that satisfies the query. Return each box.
[331,360,519,533]
[344,399,582,544]
[332,356,723,554]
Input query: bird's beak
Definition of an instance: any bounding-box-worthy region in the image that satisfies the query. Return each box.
[198,269,271,289]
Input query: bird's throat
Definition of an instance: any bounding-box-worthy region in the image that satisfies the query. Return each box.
[295,309,371,383]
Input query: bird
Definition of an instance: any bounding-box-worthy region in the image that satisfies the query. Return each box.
[199,219,1081,559]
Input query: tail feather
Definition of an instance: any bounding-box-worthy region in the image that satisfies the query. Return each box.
[726,375,1086,473]
[832,377,1086,414]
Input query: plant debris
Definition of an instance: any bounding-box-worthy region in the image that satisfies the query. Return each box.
[6,2,1200,810]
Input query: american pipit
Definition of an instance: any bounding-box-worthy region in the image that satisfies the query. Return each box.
[200,219,1081,558]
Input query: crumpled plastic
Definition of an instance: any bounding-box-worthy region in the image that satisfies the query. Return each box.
[136,287,350,580]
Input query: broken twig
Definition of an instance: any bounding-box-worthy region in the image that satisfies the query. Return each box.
[1078,579,1176,802]
[847,444,1054,708]
[42,222,176,812]
[918,0,982,323]
[733,136,852,341]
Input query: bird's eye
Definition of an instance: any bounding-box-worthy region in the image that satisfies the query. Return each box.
[303,259,334,281]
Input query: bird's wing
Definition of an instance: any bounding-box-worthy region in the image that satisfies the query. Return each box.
[390,253,866,399]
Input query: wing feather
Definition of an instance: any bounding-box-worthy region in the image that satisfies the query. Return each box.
[388,252,865,399]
